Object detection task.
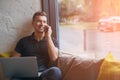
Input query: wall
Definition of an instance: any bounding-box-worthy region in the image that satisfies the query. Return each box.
[0,0,42,53]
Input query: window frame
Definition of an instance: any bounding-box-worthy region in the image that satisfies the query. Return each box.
[41,0,59,42]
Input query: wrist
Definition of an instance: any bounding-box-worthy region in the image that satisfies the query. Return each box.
[46,35,51,40]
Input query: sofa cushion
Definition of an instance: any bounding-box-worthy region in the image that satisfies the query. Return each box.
[97,53,120,80]
[58,51,103,80]
[0,52,11,58]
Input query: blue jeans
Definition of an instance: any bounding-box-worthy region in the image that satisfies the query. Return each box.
[12,67,62,80]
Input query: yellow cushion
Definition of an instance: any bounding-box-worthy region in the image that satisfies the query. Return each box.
[0,52,11,58]
[97,52,120,80]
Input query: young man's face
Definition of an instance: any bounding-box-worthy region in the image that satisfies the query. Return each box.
[32,15,47,33]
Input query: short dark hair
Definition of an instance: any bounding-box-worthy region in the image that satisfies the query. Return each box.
[32,11,47,21]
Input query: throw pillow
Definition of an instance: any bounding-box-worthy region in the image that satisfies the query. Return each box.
[97,52,120,80]
[0,52,11,58]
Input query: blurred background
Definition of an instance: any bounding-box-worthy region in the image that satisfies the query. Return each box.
[58,0,120,59]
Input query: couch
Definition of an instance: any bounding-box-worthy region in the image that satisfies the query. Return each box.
[0,51,103,80]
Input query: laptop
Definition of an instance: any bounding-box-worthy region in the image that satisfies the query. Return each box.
[0,56,39,78]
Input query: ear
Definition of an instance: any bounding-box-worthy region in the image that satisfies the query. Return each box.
[32,22,35,29]
[32,21,34,25]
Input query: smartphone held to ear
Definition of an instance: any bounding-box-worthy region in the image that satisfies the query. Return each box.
[44,26,48,32]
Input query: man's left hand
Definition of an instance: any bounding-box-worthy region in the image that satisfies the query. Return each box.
[45,24,52,38]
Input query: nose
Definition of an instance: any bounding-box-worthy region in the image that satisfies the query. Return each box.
[41,21,44,26]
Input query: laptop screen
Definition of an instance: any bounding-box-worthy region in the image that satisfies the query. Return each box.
[0,56,38,78]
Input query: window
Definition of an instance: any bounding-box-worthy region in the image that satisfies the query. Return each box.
[42,0,120,57]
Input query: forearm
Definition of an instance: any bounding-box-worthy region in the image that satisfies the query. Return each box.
[47,36,58,62]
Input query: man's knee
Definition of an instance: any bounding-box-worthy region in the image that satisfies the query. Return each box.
[49,67,61,75]
[41,67,62,80]
[49,67,62,80]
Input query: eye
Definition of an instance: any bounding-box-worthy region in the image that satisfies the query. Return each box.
[43,21,47,23]
[34,20,41,23]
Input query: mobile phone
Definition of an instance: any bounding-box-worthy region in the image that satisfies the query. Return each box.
[44,26,48,32]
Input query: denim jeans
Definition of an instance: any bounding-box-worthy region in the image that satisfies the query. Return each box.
[12,67,62,80]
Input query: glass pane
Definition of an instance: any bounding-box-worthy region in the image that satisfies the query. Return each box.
[58,0,120,58]
[58,0,97,55]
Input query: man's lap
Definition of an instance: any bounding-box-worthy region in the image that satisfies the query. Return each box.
[11,67,62,80]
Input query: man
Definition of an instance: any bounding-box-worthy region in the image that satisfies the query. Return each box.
[11,11,62,80]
